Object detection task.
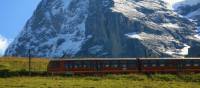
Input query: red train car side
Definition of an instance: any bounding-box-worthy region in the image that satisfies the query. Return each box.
[47,58,200,75]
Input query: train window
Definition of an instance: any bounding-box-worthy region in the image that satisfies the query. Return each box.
[68,62,74,69]
[82,61,86,68]
[74,65,78,68]
[49,61,60,68]
[120,60,127,68]
[69,64,73,68]
[127,61,136,68]
[186,64,191,67]
[104,64,109,67]
[64,62,72,69]
[184,60,193,67]
[143,61,148,67]
[74,61,81,68]
[193,60,200,67]
[103,61,110,67]
[160,64,165,67]
[194,64,199,67]
[64,63,70,69]
[122,64,127,68]
[146,60,151,67]
[158,60,166,67]
[166,60,175,67]
[148,60,157,67]
[111,64,118,68]
[152,64,156,67]
[111,60,119,68]
[83,64,87,68]
[83,61,91,68]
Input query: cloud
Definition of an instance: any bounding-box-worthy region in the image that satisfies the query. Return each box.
[0,35,11,56]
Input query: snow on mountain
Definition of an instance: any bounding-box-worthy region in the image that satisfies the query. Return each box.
[174,0,200,8]
[172,0,200,42]
[162,0,200,10]
[5,0,200,58]
[125,32,142,40]
[162,23,181,29]
[0,35,10,56]
[162,0,184,10]
[172,0,200,16]
[165,44,191,57]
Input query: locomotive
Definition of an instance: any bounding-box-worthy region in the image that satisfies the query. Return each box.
[47,58,200,75]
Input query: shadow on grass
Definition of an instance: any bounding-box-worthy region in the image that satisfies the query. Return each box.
[0,69,47,78]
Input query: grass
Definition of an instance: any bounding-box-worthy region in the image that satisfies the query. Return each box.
[0,57,200,88]
[0,75,200,88]
[0,57,49,72]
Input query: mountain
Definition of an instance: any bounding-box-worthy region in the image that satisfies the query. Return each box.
[5,0,200,58]
[174,0,200,26]
[172,0,200,57]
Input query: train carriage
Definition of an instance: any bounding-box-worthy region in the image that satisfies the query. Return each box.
[182,59,200,73]
[47,58,200,75]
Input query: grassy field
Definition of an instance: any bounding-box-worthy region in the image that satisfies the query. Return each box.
[0,57,49,72]
[1,57,200,88]
[1,75,200,88]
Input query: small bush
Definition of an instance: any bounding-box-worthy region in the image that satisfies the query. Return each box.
[0,69,10,77]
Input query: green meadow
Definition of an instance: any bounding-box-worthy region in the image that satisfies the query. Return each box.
[0,57,200,88]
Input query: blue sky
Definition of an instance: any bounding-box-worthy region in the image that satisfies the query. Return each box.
[0,0,41,55]
[0,0,41,39]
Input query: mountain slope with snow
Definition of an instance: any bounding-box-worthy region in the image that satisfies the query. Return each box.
[5,0,200,58]
[172,0,200,57]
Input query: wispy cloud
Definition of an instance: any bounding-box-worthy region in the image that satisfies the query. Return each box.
[0,35,11,56]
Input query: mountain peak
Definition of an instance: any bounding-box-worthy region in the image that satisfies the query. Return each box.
[5,0,200,58]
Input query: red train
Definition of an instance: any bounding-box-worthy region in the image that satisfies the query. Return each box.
[47,58,200,75]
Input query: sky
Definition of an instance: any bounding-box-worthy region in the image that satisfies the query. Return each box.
[0,0,41,55]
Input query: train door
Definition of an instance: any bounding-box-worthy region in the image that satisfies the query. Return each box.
[95,61,101,72]
[137,59,142,73]
[64,61,75,75]
[176,60,183,73]
[193,59,200,73]
[95,60,102,73]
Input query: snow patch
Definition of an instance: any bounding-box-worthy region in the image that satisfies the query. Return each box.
[179,44,191,55]
[162,23,180,29]
[162,0,184,10]
[194,34,200,39]
[165,44,191,56]
[125,32,141,40]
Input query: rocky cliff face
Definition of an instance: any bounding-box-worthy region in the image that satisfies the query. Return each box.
[5,0,200,58]
[174,0,200,57]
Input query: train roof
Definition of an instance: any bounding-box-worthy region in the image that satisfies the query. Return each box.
[49,58,200,61]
